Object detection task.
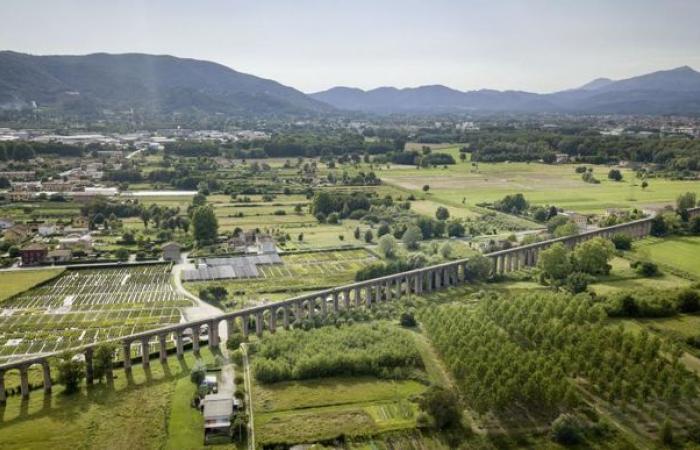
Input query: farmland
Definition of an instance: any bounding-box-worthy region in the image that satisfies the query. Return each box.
[0,264,191,363]
[632,236,700,279]
[249,322,431,446]
[185,249,377,309]
[380,160,698,214]
[0,268,64,302]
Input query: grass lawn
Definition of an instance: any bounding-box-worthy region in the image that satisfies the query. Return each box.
[0,350,215,450]
[590,256,693,295]
[0,268,64,303]
[632,235,700,279]
[253,376,425,413]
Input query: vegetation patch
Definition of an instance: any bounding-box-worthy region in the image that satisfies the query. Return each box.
[252,322,423,383]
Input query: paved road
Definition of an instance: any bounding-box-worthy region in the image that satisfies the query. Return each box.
[171,252,236,401]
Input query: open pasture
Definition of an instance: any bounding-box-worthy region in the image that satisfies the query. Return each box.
[0,264,191,363]
[381,161,698,213]
[632,236,700,279]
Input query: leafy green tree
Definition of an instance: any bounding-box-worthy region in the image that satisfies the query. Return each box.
[435,206,450,221]
[402,225,422,250]
[650,214,668,236]
[418,386,462,430]
[364,229,374,243]
[554,222,579,237]
[447,221,465,237]
[440,242,453,259]
[538,243,573,282]
[57,352,86,394]
[677,289,700,313]
[608,169,623,181]
[551,414,583,445]
[192,206,218,245]
[354,226,361,240]
[464,255,492,281]
[676,192,697,211]
[115,248,130,261]
[190,360,207,385]
[378,235,397,258]
[564,272,592,293]
[691,216,700,235]
[573,237,614,275]
[93,343,117,382]
[611,233,632,250]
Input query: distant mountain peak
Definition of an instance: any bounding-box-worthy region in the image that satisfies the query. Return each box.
[577,77,614,91]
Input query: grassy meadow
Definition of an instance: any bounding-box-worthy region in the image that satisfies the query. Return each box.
[0,350,222,450]
[378,158,698,214]
[0,268,64,303]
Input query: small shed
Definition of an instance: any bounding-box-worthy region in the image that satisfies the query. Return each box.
[203,394,233,440]
[162,241,182,262]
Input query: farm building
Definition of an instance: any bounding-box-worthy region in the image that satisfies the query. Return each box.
[47,249,72,263]
[4,224,32,243]
[20,243,48,265]
[162,241,182,262]
[202,393,234,443]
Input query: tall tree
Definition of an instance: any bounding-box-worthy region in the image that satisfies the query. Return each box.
[192,206,219,245]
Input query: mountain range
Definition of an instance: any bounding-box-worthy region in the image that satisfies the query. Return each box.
[1,51,699,117]
[311,66,700,115]
[0,51,331,116]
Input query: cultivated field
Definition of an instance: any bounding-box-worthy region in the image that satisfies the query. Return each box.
[0,264,191,363]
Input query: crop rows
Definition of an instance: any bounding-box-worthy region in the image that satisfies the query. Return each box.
[0,265,191,363]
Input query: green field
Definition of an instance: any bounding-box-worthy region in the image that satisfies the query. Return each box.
[0,350,217,450]
[632,236,700,279]
[0,268,64,302]
[380,160,698,214]
[253,375,426,445]
[591,256,693,294]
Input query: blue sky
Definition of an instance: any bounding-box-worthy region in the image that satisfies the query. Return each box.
[2,0,699,93]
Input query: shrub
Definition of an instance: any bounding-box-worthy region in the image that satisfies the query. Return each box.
[327,212,340,224]
[564,272,592,294]
[677,289,700,313]
[611,233,632,250]
[634,261,659,277]
[190,360,207,385]
[57,352,86,394]
[399,311,417,327]
[551,414,583,446]
[418,386,462,430]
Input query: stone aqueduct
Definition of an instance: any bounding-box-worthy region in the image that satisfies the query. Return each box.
[1,207,698,402]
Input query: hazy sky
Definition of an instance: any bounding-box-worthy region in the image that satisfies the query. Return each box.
[3,0,700,93]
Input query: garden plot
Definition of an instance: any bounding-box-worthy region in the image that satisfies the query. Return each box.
[0,265,192,364]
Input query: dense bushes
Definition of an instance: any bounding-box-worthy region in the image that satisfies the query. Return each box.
[252,323,422,383]
[355,260,412,281]
[604,288,699,318]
